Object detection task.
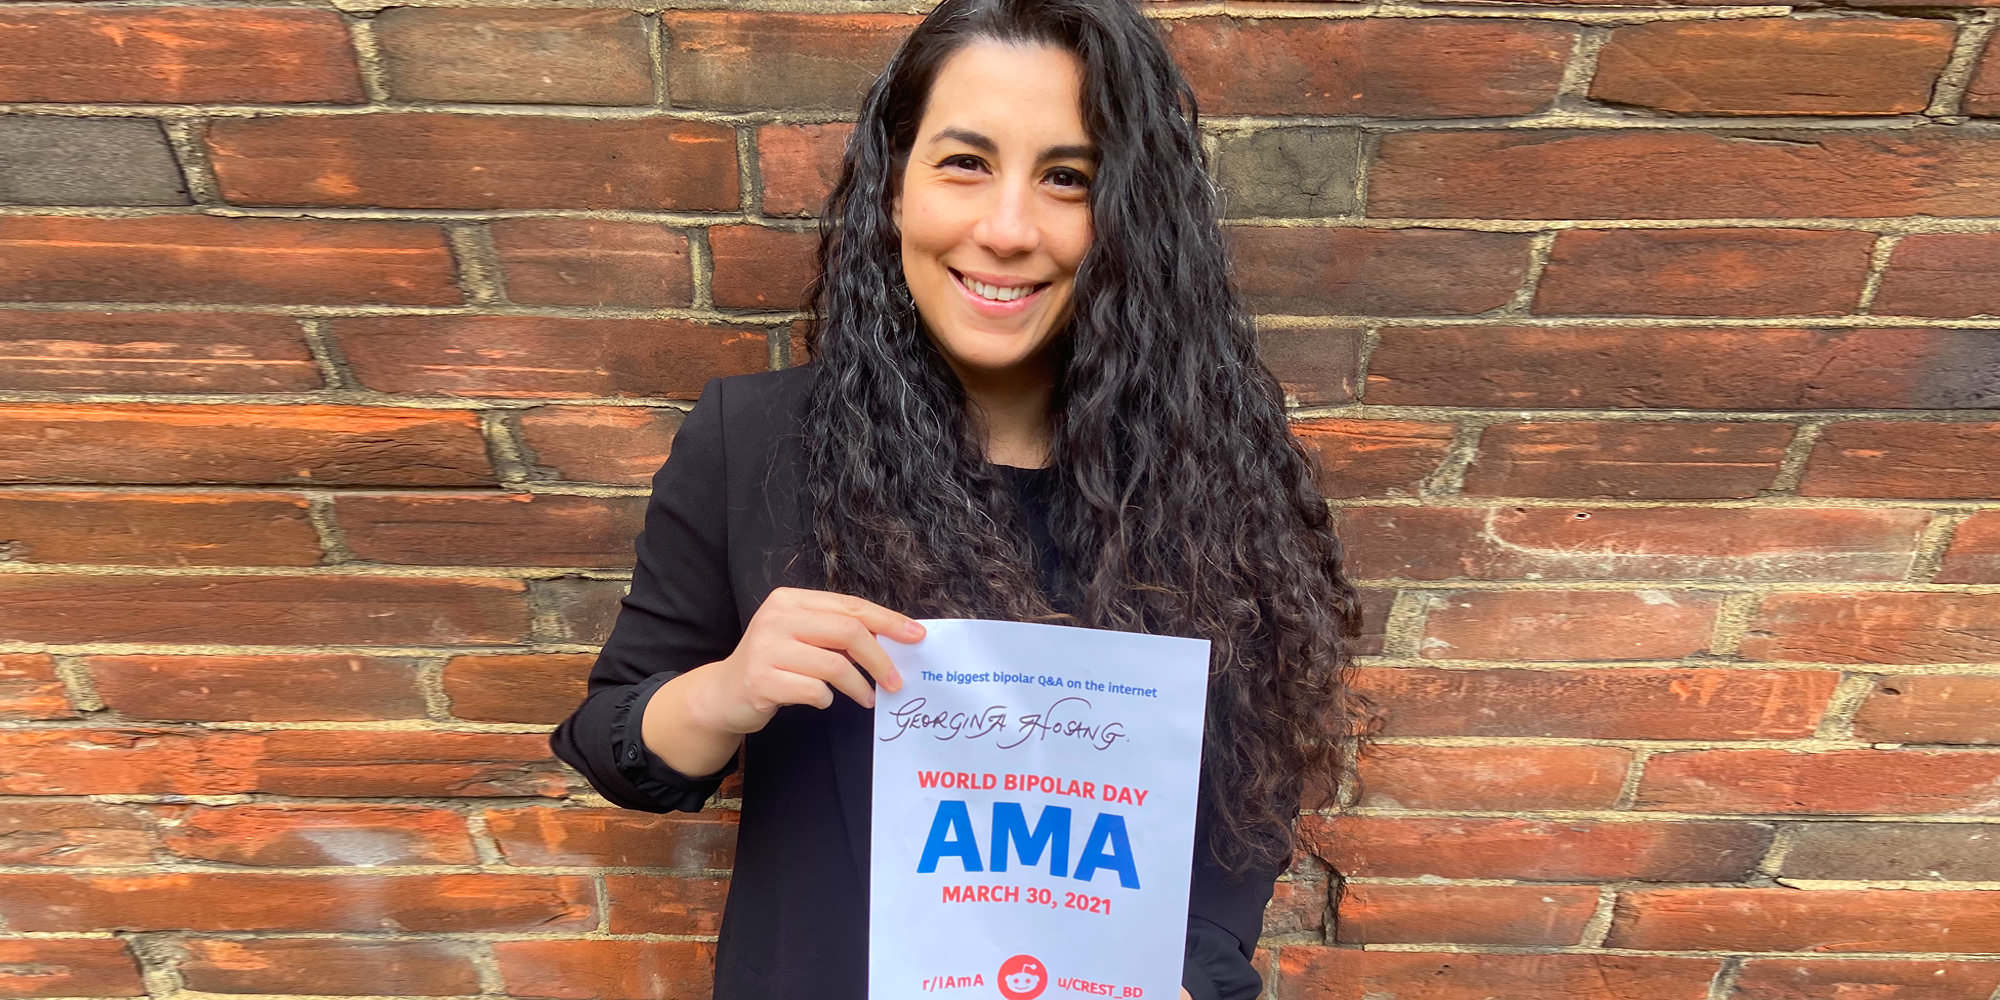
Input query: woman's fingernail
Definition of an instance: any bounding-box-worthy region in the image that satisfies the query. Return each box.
[904,621,924,640]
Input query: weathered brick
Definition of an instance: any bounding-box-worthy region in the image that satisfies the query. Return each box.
[1308,815,1772,881]
[1800,421,2000,500]
[178,939,482,997]
[1365,325,2000,410]
[1778,822,2000,881]
[531,577,626,644]
[1872,233,2000,318]
[336,494,645,568]
[493,940,715,1000]
[0,653,73,720]
[1939,512,2000,583]
[1354,666,1838,739]
[605,873,730,935]
[0,801,156,865]
[1161,17,1573,117]
[1743,592,2000,664]
[0,574,527,646]
[1852,674,2000,744]
[1277,948,1720,1000]
[1290,419,1456,499]
[442,653,592,723]
[0,8,363,103]
[1333,505,1932,584]
[1371,129,2000,220]
[489,219,692,308]
[0,939,145,998]
[159,805,477,867]
[88,655,426,721]
[375,9,652,105]
[1258,327,1365,406]
[1732,958,2000,1000]
[1533,228,1872,317]
[1971,35,2000,116]
[0,117,187,205]
[661,12,917,111]
[485,808,737,869]
[253,731,569,798]
[1228,227,1531,316]
[708,225,818,311]
[334,316,767,399]
[1592,19,1954,115]
[208,114,738,210]
[0,216,460,305]
[0,404,493,486]
[519,406,683,485]
[756,122,853,216]
[1356,744,1630,810]
[1263,874,1330,938]
[1636,749,2000,815]
[1423,590,1722,661]
[1214,128,1361,218]
[0,311,317,393]
[0,729,263,796]
[1336,884,1599,945]
[0,873,594,932]
[1610,888,2000,952]
[1464,421,1793,499]
[0,492,319,566]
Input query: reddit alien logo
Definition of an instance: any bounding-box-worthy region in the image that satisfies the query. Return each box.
[997,955,1047,1000]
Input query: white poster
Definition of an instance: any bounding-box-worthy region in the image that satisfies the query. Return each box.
[869,618,1211,1000]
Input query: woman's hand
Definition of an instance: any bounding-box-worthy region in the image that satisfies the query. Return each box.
[684,586,923,735]
[1179,990,1192,1000]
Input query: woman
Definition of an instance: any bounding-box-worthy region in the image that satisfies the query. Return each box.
[550,1,1368,997]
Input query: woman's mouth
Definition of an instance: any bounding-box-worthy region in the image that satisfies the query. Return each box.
[950,269,1051,316]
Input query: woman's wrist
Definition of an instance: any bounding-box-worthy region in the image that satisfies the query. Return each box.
[638,664,740,778]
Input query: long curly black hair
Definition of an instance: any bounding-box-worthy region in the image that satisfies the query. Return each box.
[797,0,1370,874]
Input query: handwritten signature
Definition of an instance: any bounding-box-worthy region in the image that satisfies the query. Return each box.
[883,696,1126,751]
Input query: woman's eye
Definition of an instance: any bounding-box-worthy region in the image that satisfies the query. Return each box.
[941,154,984,171]
[1049,168,1092,190]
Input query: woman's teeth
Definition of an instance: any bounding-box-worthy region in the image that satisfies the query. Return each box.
[961,273,1042,302]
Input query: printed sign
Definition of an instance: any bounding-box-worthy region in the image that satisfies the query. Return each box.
[869,618,1210,1000]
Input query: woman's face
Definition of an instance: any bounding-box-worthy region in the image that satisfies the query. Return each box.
[892,39,1096,390]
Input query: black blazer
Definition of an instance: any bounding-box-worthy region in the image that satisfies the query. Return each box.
[550,365,1280,1000]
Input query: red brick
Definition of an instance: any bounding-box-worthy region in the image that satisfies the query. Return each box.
[1611,888,2000,952]
[1337,884,1598,945]
[159,805,476,866]
[1732,958,2000,999]
[1290,419,1456,499]
[1335,505,1932,584]
[1853,674,2000,744]
[1357,744,1629,810]
[494,940,714,1000]
[178,939,481,997]
[1777,822,2000,881]
[1308,815,1772,881]
[1873,233,2000,318]
[0,8,362,103]
[335,316,768,399]
[0,492,319,566]
[0,216,459,306]
[208,114,738,210]
[490,219,692,308]
[1262,874,1330,937]
[1940,513,2000,584]
[0,873,594,932]
[0,404,492,486]
[1972,35,2000,116]
[1278,948,1720,1000]
[253,731,569,798]
[443,653,592,723]
[1258,327,1364,406]
[0,802,156,865]
[1366,325,2000,410]
[0,729,263,795]
[0,311,317,393]
[1423,590,1722,661]
[336,493,644,568]
[1465,421,1792,499]
[0,939,144,998]
[89,654,423,722]
[709,225,819,310]
[0,653,72,720]
[1592,20,1954,115]
[1638,749,2000,815]
[1743,592,2000,664]
[605,873,730,935]
[1162,17,1573,117]
[1534,228,1872,317]
[374,9,651,105]
[1801,421,2000,500]
[1353,666,1839,739]
[1227,227,1531,316]
[0,574,527,646]
[757,123,853,216]
[519,406,683,485]
[485,807,738,869]
[1372,129,2000,220]
[661,12,917,111]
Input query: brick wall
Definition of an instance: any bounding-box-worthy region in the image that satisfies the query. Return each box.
[1,1,1997,998]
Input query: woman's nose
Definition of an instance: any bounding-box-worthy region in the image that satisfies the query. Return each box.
[972,181,1040,257]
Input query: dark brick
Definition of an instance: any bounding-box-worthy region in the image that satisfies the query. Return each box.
[335,315,767,399]
[1259,327,1364,405]
[1533,228,1874,317]
[1231,227,1531,316]
[375,9,652,106]
[0,117,187,206]
[532,577,625,644]
[1778,822,2000,881]
[661,12,918,111]
[1464,421,1793,499]
[1215,128,1361,218]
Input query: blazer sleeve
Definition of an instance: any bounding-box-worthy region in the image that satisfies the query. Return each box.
[1180,816,1285,1000]
[549,377,743,813]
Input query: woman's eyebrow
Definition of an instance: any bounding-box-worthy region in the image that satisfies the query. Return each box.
[928,126,1098,164]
